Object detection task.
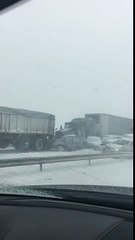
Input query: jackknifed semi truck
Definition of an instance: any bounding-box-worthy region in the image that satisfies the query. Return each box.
[55,113,133,139]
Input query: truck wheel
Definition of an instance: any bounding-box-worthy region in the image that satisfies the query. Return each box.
[35,138,44,151]
[14,136,30,152]
[0,142,9,149]
[57,145,65,152]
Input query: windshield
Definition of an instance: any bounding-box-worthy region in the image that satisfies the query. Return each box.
[0,0,133,196]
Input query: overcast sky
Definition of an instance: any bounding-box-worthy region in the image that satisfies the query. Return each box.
[0,0,133,127]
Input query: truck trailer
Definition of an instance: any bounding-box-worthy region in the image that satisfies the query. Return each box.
[85,113,133,137]
[0,107,55,151]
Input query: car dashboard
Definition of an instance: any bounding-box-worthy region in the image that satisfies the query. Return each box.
[0,195,133,240]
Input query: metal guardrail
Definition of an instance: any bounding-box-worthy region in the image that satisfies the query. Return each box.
[0,152,133,172]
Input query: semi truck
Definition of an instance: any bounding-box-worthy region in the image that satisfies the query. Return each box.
[0,107,55,151]
[55,113,133,139]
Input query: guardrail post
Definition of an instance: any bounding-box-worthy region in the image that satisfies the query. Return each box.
[40,163,43,172]
[89,159,91,166]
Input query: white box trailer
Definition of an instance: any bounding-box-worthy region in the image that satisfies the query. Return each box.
[0,107,55,151]
[85,113,133,137]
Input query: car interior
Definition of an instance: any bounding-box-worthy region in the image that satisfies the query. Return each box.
[0,189,133,240]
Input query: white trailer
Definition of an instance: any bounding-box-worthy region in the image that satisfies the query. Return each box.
[85,113,133,137]
[0,107,55,151]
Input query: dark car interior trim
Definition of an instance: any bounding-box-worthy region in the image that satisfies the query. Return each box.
[0,0,29,12]
[0,195,133,240]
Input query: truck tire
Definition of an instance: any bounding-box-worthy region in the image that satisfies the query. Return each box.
[35,138,44,151]
[14,136,30,152]
[0,142,9,149]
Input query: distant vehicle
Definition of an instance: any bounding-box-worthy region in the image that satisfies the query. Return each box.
[113,135,133,145]
[101,135,121,144]
[119,141,133,152]
[0,106,55,151]
[121,134,133,141]
[103,143,123,153]
[103,136,133,153]
[53,134,89,151]
[87,136,103,151]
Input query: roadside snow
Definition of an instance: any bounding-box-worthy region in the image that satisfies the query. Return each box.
[0,156,133,187]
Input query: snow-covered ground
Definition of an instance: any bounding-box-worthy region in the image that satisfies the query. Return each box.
[0,149,133,187]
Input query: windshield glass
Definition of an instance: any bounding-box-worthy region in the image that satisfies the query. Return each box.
[0,0,133,195]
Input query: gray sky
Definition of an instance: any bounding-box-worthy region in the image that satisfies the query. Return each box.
[0,0,133,128]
